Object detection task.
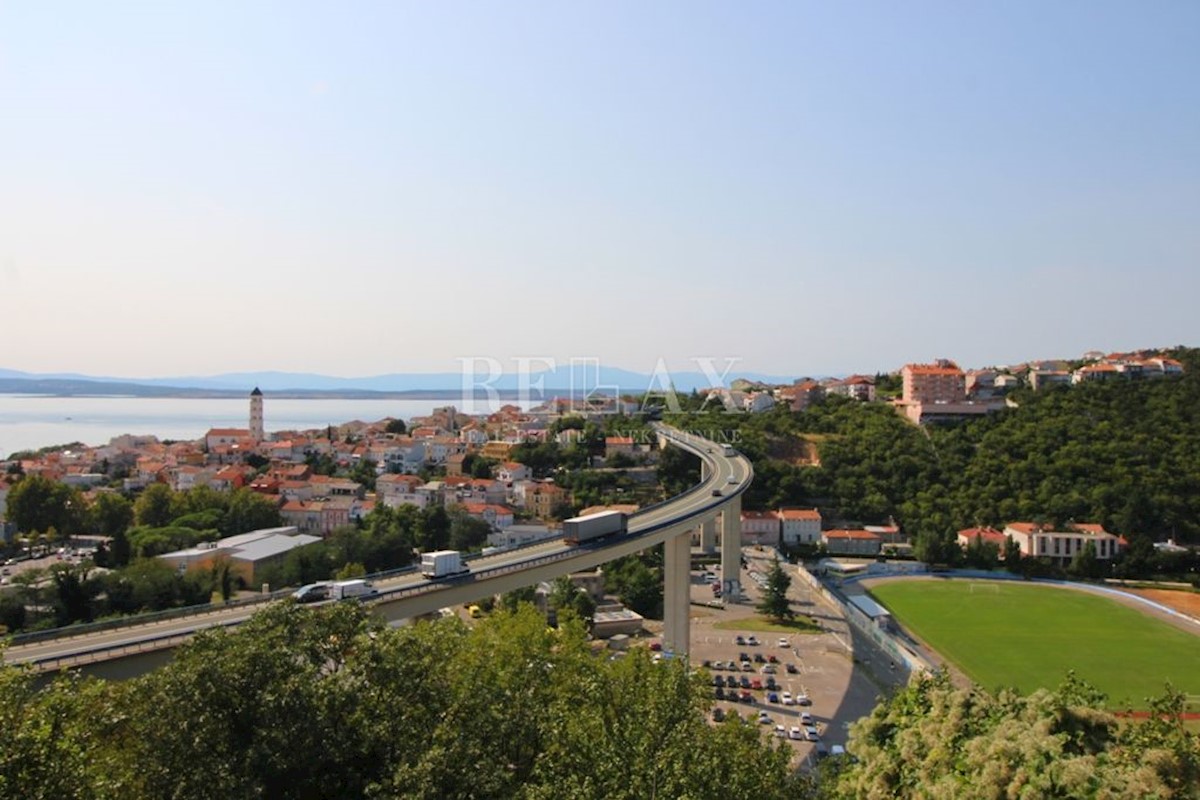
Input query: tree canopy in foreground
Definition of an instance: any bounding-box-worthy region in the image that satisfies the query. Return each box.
[825,671,1200,799]
[0,603,801,800]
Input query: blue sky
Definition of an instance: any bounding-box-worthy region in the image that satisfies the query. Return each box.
[2,2,1197,379]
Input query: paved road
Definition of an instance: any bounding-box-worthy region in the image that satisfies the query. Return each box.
[6,424,752,671]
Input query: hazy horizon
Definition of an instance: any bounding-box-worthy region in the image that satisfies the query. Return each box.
[3,2,1197,378]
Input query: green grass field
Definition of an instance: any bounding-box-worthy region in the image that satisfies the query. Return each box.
[869,580,1200,709]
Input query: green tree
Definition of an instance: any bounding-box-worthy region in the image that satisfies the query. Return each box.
[756,558,793,621]
[348,458,378,492]
[133,483,176,528]
[49,562,97,625]
[5,475,83,535]
[1002,534,1023,573]
[827,671,1199,799]
[448,508,492,551]
[499,584,538,613]
[87,491,134,538]
[384,418,407,435]
[222,487,282,536]
[1069,540,1103,580]
[335,561,367,580]
[417,505,451,552]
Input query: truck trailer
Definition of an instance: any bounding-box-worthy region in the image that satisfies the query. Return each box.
[421,549,469,579]
[562,510,628,544]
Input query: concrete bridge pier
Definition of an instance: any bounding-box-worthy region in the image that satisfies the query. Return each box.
[662,530,692,656]
[721,495,742,600]
[699,517,717,553]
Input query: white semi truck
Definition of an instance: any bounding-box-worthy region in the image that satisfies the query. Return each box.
[421,550,469,579]
[562,510,628,544]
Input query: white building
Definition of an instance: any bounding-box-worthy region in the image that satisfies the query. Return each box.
[778,508,822,545]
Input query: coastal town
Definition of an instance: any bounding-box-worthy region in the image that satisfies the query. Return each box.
[0,348,1185,589]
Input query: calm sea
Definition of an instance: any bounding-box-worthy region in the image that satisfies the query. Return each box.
[0,395,527,458]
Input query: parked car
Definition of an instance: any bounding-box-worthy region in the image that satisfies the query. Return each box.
[781,692,794,705]
[805,726,820,741]
[796,693,812,706]
[741,661,754,672]
[715,687,726,700]
[739,676,751,689]
[774,724,787,738]
[750,678,763,690]
[754,653,766,663]
[712,707,725,722]
[765,677,778,691]
[740,691,753,703]
[746,635,759,646]
[767,654,778,663]
[761,664,777,674]
[800,712,814,725]
[767,692,780,704]
[785,663,799,674]
[735,635,746,646]
[757,711,771,725]
[738,651,751,662]
[777,638,791,648]
[788,726,803,740]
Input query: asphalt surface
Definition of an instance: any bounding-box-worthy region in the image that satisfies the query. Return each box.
[5,425,752,669]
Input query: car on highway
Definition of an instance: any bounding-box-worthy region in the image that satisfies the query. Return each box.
[727,476,737,484]
[292,583,330,603]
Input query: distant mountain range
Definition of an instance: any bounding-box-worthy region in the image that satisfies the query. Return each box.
[0,366,800,399]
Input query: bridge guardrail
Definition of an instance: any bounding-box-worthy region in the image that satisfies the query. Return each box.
[11,424,748,664]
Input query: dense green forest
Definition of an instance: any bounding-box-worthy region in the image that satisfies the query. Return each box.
[0,604,803,800]
[669,347,1200,544]
[2,603,1195,799]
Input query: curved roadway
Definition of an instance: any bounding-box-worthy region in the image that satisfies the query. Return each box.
[5,423,751,673]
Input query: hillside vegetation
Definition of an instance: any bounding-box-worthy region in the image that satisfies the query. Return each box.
[670,347,1200,545]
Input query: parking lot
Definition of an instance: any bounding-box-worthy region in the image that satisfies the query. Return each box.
[685,550,890,767]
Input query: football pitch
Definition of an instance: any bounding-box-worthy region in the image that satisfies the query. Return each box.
[868,580,1200,709]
